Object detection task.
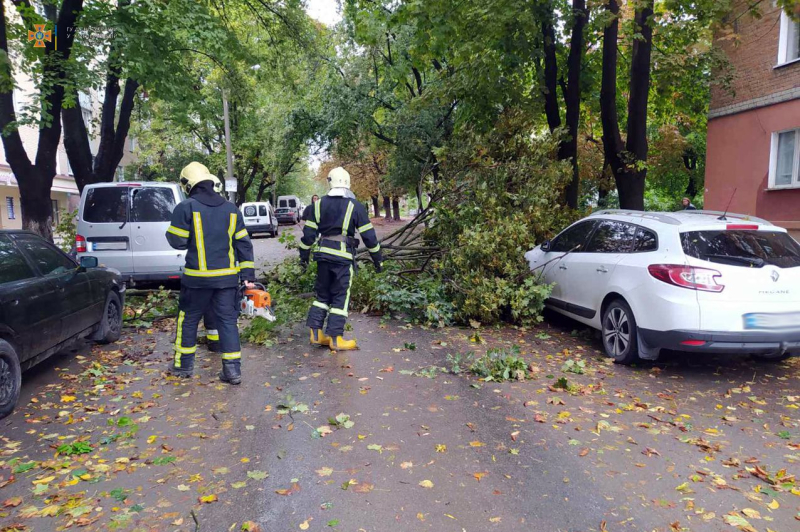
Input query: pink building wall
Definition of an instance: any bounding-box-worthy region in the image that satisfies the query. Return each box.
[705,98,800,237]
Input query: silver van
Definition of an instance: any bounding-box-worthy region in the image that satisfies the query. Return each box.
[241,201,278,237]
[275,195,303,224]
[76,182,186,283]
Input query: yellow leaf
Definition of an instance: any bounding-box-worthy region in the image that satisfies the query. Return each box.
[199,494,217,504]
[299,519,310,530]
[419,480,434,489]
[473,472,488,482]
[435,444,447,453]
[241,457,250,463]
[558,411,571,420]
[400,461,413,469]
[489,517,502,523]
[40,504,60,517]
[316,467,334,477]
[469,441,485,448]
[33,476,55,485]
[767,499,779,510]
[61,395,76,403]
[742,508,761,519]
[417,512,426,521]
[147,435,157,444]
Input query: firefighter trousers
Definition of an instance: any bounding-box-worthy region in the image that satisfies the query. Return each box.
[174,286,241,373]
[306,261,354,338]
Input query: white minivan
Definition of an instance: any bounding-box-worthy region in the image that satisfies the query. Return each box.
[241,201,278,237]
[76,182,186,284]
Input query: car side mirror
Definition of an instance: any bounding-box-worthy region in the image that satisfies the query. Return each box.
[540,240,551,252]
[79,256,98,271]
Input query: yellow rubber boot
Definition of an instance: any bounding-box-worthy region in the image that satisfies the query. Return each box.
[329,336,358,351]
[310,329,331,346]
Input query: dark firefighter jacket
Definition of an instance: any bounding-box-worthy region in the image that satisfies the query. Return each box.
[299,195,382,266]
[166,181,255,289]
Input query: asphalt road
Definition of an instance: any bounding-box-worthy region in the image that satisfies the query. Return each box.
[1,311,798,532]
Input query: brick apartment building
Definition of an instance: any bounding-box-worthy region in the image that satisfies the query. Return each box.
[705,3,800,239]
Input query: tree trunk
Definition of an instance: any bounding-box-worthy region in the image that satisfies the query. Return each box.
[391,197,401,221]
[561,0,588,209]
[599,0,628,204]
[0,0,83,240]
[371,195,380,218]
[383,196,391,220]
[541,0,587,210]
[18,169,54,241]
[620,0,654,211]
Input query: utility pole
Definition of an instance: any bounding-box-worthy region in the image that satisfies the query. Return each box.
[222,90,236,203]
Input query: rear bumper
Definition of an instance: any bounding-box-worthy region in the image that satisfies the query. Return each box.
[114,271,183,284]
[639,328,800,355]
[245,223,275,233]
[276,214,296,222]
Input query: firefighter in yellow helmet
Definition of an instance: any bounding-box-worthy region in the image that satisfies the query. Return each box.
[166,162,255,384]
[299,167,382,350]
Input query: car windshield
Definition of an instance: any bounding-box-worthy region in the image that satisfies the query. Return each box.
[682,230,800,268]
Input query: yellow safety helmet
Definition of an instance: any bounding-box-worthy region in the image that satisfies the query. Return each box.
[179,162,215,194]
[327,167,350,189]
[209,175,223,194]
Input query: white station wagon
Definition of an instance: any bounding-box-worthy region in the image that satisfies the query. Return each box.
[525,210,800,364]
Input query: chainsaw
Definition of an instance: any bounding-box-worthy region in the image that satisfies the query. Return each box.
[239,282,276,321]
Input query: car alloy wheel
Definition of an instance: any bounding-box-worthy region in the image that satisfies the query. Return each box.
[107,297,121,337]
[0,358,13,406]
[603,307,631,358]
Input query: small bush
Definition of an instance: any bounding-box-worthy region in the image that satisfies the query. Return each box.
[55,209,78,253]
[469,346,528,382]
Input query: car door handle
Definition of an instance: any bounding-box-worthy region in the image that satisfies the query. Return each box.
[596,267,609,273]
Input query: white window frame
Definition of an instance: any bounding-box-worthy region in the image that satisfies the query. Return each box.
[777,10,800,66]
[768,127,800,190]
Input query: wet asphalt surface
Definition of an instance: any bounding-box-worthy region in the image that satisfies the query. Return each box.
[0,223,799,532]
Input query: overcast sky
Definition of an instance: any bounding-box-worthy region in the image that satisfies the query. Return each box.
[305,0,342,26]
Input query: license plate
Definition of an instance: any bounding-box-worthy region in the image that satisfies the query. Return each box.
[92,242,127,251]
[743,312,800,330]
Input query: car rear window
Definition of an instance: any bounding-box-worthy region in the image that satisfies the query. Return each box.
[243,206,256,217]
[83,187,128,223]
[0,234,35,284]
[682,230,800,268]
[259,205,268,216]
[279,200,287,208]
[131,188,175,222]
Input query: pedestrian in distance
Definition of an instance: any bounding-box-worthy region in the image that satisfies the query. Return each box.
[165,162,256,384]
[302,195,320,221]
[681,197,697,210]
[300,167,382,350]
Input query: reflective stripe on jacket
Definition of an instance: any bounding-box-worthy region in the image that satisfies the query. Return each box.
[299,195,381,265]
[166,198,255,288]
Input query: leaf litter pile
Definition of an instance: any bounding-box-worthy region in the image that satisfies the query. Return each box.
[0,315,798,531]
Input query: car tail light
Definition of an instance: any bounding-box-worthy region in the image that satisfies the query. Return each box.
[648,264,724,292]
[726,224,759,230]
[168,276,180,280]
[76,234,87,253]
[680,340,707,346]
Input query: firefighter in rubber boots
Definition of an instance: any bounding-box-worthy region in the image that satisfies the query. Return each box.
[165,162,256,384]
[300,167,382,350]
[200,176,226,353]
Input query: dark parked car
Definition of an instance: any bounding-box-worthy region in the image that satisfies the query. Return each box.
[0,230,125,418]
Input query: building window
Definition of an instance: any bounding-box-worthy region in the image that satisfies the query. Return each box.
[129,136,136,152]
[6,197,15,220]
[51,199,59,225]
[116,165,124,182]
[770,128,800,189]
[778,11,800,65]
